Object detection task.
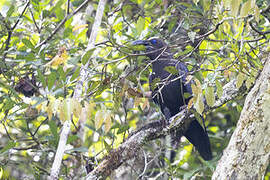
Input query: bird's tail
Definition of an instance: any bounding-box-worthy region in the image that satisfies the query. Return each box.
[171,119,212,161]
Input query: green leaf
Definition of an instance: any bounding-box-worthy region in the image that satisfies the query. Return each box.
[37,69,46,88]
[22,39,35,50]
[67,135,79,144]
[70,67,81,82]
[0,141,16,154]
[48,120,58,139]
[216,80,223,99]
[205,86,215,107]
[6,4,15,17]
[48,71,57,90]
[82,48,95,65]
[164,66,179,75]
[135,17,145,36]
[117,124,130,134]
[202,0,211,11]
[57,66,65,82]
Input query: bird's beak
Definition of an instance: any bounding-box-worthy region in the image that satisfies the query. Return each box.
[132,40,149,46]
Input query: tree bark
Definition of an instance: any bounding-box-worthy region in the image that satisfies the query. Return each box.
[212,58,270,179]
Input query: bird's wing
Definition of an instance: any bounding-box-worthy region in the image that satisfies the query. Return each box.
[176,62,192,95]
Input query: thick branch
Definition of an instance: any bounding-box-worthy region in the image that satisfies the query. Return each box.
[86,78,244,179]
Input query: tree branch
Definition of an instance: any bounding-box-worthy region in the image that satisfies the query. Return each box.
[86,78,246,179]
[35,0,91,48]
[48,0,107,179]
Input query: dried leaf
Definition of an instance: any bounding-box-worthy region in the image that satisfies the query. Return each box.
[134,97,141,108]
[104,111,112,133]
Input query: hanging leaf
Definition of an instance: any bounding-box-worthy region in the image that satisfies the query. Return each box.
[72,99,82,118]
[192,79,204,114]
[254,5,260,23]
[240,0,252,17]
[231,0,241,17]
[95,110,104,129]
[246,76,255,89]
[205,86,215,107]
[47,100,53,120]
[236,72,246,89]
[194,93,204,115]
[216,80,223,99]
[104,111,112,133]
[63,98,72,121]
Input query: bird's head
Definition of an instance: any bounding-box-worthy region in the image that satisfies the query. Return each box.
[132,38,170,60]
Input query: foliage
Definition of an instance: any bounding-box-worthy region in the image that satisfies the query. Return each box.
[0,0,270,179]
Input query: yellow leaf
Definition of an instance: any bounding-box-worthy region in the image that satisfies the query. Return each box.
[47,101,53,120]
[240,0,251,17]
[231,0,241,17]
[254,5,260,23]
[95,110,104,129]
[246,76,255,89]
[194,93,204,115]
[59,102,65,122]
[205,86,215,107]
[236,72,246,89]
[191,84,198,101]
[223,0,230,9]
[72,99,82,118]
[45,47,69,68]
[104,111,112,133]
[85,101,96,121]
[72,24,88,32]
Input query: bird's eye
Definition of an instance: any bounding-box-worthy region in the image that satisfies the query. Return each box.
[150,39,157,44]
